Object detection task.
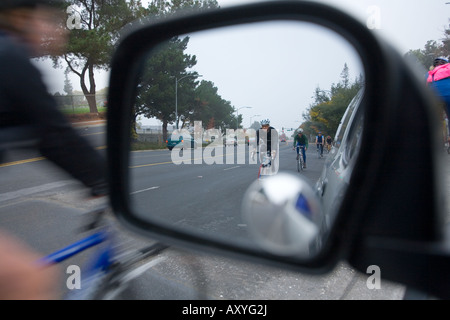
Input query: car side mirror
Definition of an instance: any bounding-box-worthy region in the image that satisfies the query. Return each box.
[107,0,447,296]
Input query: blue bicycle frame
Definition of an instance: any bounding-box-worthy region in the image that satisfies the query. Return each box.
[36,210,119,299]
[38,230,113,268]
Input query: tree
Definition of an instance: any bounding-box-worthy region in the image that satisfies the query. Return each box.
[146,0,218,17]
[52,0,149,114]
[193,80,236,131]
[311,86,330,105]
[303,64,363,138]
[135,36,199,141]
[62,69,74,107]
[122,0,220,141]
[340,63,350,89]
[405,40,443,71]
[63,69,73,96]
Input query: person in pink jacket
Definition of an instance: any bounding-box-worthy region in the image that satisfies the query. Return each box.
[427,57,450,117]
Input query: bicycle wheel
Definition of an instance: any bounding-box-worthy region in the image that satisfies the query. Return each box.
[297,154,300,172]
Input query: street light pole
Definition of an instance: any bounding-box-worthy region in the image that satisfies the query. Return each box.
[175,74,202,129]
[249,114,260,127]
[236,106,251,129]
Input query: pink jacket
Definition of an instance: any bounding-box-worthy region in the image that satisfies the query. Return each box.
[427,63,450,82]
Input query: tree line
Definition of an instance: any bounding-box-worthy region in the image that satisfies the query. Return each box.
[404,25,450,72]
[299,64,364,140]
[41,0,219,115]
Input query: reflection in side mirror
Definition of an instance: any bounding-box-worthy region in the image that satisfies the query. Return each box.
[125,19,364,263]
[242,173,321,258]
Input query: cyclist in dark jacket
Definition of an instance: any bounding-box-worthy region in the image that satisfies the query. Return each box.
[0,0,107,300]
[293,128,308,168]
[0,0,107,197]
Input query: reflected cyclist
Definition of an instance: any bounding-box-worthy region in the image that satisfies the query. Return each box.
[326,135,332,152]
[293,128,308,168]
[256,119,279,175]
[315,132,324,157]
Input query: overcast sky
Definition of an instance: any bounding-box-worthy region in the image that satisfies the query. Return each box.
[36,0,450,131]
[178,20,362,131]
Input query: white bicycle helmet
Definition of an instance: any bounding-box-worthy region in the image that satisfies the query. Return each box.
[260,119,270,126]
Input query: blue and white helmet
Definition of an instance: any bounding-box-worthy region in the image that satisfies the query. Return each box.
[260,119,270,126]
[434,56,449,67]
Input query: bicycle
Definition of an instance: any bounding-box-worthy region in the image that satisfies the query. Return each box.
[37,207,169,300]
[295,145,306,172]
[1,127,169,300]
[316,143,324,158]
[257,151,272,179]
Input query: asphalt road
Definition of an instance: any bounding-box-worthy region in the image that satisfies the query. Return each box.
[0,125,406,300]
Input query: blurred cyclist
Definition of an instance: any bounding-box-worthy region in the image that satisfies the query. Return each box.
[293,128,308,168]
[0,0,108,299]
[0,0,107,196]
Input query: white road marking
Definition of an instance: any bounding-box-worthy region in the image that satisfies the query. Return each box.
[130,186,160,194]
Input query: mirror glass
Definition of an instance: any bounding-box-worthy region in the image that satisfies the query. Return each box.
[128,20,365,260]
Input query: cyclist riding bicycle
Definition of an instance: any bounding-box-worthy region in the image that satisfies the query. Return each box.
[256,119,279,175]
[0,0,108,299]
[326,135,332,152]
[315,132,324,157]
[426,56,450,117]
[293,128,308,168]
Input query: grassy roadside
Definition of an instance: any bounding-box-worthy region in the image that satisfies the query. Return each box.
[63,109,107,123]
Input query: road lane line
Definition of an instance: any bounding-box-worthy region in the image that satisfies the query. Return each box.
[223,166,241,171]
[0,156,46,167]
[130,186,160,194]
[0,146,106,168]
[0,180,75,202]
